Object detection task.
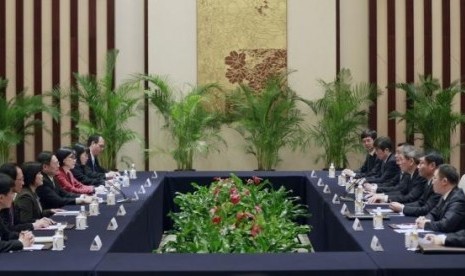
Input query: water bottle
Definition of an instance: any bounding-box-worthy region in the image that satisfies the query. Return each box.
[122,170,130,187]
[107,190,116,205]
[373,207,383,229]
[129,163,137,179]
[52,224,64,251]
[355,183,364,202]
[76,206,87,230]
[89,197,99,216]
[328,163,336,178]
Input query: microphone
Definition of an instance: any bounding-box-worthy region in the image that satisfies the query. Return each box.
[107,180,132,203]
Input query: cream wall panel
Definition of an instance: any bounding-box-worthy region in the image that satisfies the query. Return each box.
[376,0,388,137]
[339,0,369,82]
[96,0,108,77]
[431,0,442,80]
[78,0,90,75]
[450,0,461,169]
[115,0,145,170]
[5,0,16,160]
[42,0,53,152]
[23,0,35,161]
[413,0,424,82]
[395,0,406,144]
[60,0,72,147]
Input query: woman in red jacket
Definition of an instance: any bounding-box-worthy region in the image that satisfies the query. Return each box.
[55,147,95,195]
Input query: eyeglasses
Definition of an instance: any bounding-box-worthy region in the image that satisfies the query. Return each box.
[98,144,105,149]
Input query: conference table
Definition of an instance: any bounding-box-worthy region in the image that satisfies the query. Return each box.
[0,171,464,275]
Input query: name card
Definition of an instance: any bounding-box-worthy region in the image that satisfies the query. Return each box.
[332,194,340,204]
[352,218,363,231]
[107,217,118,231]
[138,185,146,194]
[371,235,384,251]
[317,178,324,187]
[340,203,349,215]
[310,170,317,178]
[144,178,152,187]
[90,235,102,251]
[323,184,331,194]
[151,171,158,179]
[133,191,139,201]
[117,204,126,216]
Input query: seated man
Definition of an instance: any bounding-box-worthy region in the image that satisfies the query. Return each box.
[86,134,119,179]
[363,136,400,184]
[0,173,34,252]
[416,164,465,233]
[36,151,92,209]
[342,129,380,178]
[389,152,443,216]
[425,229,465,247]
[366,145,426,204]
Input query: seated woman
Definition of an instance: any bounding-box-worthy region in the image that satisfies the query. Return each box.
[71,143,105,187]
[0,173,34,252]
[15,162,55,224]
[0,163,51,231]
[55,147,95,195]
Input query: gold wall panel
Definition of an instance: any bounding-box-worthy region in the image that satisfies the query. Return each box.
[197,0,287,90]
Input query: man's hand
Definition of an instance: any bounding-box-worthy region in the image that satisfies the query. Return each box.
[415,216,431,229]
[367,193,387,204]
[389,202,403,213]
[19,231,34,247]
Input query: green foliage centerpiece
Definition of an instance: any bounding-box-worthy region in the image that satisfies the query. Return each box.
[158,174,311,253]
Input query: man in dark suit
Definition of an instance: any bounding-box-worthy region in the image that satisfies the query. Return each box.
[342,129,380,178]
[425,228,465,247]
[36,151,92,210]
[389,152,443,216]
[416,164,465,233]
[366,145,427,204]
[363,136,400,184]
[86,134,118,179]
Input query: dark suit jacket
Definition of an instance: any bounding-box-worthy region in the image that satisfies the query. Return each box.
[402,181,440,217]
[425,187,465,233]
[36,174,79,209]
[0,204,34,232]
[384,170,427,203]
[356,152,378,174]
[71,163,105,186]
[15,187,54,224]
[0,215,22,252]
[445,229,465,247]
[365,153,400,184]
[86,154,108,175]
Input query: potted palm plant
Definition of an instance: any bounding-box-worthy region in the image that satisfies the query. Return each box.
[71,50,141,169]
[0,77,60,164]
[390,75,465,161]
[301,68,378,169]
[227,73,307,171]
[137,74,225,171]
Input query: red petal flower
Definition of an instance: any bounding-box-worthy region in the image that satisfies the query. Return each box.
[254,205,262,213]
[230,193,241,204]
[252,176,262,185]
[250,224,261,237]
[212,216,221,224]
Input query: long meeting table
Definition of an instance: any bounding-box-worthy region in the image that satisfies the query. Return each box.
[1,171,465,275]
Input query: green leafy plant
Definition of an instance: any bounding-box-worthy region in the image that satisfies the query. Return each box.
[0,77,60,164]
[158,174,311,253]
[138,74,226,170]
[227,73,307,170]
[390,75,465,161]
[71,50,141,169]
[301,68,378,169]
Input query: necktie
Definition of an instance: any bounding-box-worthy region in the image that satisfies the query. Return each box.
[9,204,14,225]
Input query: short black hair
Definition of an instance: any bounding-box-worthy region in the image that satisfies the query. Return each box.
[37,151,54,166]
[360,129,377,140]
[55,147,75,167]
[373,136,393,152]
[0,173,14,195]
[21,162,43,188]
[423,152,444,167]
[437,164,459,186]
[87,134,102,147]
[0,163,19,180]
